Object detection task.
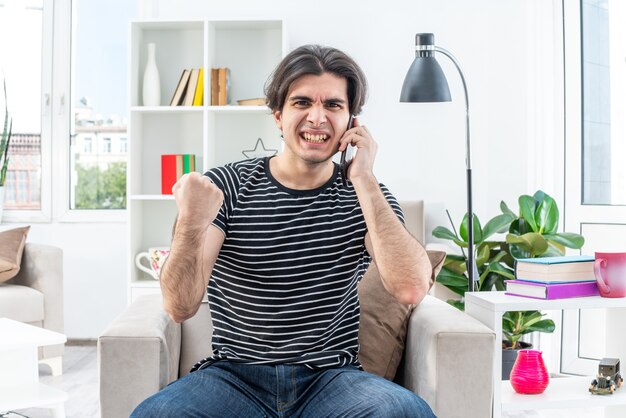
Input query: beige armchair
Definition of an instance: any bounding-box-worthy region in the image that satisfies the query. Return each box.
[0,243,65,375]
[98,202,495,417]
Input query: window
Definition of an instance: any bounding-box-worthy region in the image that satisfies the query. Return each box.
[0,0,47,213]
[83,137,92,153]
[119,137,127,153]
[69,0,135,211]
[561,0,626,377]
[103,137,111,153]
[581,0,626,205]
[1,0,136,220]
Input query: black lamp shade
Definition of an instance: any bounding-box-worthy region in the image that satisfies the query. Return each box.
[400,56,451,103]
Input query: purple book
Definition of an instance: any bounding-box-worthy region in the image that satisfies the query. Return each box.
[505,279,599,300]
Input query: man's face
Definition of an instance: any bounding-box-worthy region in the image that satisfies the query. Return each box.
[273,72,351,165]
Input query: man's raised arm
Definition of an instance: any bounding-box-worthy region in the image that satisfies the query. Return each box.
[160,172,225,323]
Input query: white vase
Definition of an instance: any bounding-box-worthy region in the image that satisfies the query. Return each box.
[142,43,161,106]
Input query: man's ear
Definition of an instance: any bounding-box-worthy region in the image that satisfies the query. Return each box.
[273,111,282,130]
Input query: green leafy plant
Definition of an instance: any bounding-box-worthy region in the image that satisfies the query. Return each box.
[0,79,12,187]
[502,310,555,349]
[433,190,583,349]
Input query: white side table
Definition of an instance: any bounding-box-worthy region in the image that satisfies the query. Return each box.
[465,291,626,418]
[0,318,68,418]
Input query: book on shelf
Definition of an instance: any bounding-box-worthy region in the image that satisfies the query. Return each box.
[218,67,231,105]
[237,97,266,106]
[514,255,595,283]
[505,279,599,300]
[211,68,219,105]
[169,69,191,106]
[192,67,204,106]
[182,154,195,173]
[161,154,196,194]
[183,68,200,106]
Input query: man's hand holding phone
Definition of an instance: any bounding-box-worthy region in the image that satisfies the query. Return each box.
[339,115,355,186]
[338,116,377,187]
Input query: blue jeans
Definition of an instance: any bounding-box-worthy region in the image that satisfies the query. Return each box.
[131,361,436,417]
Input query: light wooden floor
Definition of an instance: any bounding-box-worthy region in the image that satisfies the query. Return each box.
[6,343,99,418]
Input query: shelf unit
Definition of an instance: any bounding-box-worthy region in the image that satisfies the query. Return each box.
[128,19,287,302]
[465,291,626,417]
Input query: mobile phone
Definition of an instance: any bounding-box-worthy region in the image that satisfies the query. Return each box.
[340,115,355,186]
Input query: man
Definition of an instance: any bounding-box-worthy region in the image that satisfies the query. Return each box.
[132,45,435,417]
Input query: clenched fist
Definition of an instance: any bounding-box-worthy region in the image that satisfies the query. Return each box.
[172,172,224,231]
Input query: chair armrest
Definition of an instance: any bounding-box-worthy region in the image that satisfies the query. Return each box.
[98,294,181,418]
[12,243,64,334]
[399,295,495,418]
[11,243,64,359]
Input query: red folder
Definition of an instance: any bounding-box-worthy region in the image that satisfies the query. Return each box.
[161,155,179,194]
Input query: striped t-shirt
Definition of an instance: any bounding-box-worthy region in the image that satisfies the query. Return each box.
[192,157,404,371]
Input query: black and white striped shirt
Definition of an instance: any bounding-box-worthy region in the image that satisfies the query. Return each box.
[192,157,403,371]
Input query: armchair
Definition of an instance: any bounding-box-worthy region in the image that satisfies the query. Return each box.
[0,243,65,375]
[99,202,495,417]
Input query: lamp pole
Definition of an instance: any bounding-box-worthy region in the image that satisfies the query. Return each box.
[430,46,477,292]
[403,35,478,293]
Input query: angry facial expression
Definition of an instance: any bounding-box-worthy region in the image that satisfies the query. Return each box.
[273,72,351,165]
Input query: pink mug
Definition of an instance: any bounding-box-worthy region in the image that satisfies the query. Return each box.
[594,252,626,298]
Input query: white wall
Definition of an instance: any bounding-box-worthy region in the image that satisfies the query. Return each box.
[16,0,562,338]
[144,0,559,234]
[25,222,127,339]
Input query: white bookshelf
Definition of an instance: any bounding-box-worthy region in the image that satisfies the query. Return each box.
[465,291,626,417]
[128,19,287,303]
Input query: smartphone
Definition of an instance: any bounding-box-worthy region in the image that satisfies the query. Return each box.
[340,115,355,186]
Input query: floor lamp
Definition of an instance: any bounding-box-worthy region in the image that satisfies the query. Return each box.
[400,33,478,292]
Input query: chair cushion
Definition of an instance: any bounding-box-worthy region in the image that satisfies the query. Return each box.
[0,226,30,283]
[0,283,45,322]
[358,250,446,380]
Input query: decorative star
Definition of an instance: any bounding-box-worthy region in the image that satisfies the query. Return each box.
[242,138,278,159]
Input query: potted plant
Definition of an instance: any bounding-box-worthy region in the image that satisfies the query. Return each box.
[0,79,12,221]
[433,190,584,378]
[501,310,555,379]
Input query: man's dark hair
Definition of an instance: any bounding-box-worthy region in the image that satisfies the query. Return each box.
[264,45,368,116]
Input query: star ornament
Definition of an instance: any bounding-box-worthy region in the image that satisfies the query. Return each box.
[242,138,278,159]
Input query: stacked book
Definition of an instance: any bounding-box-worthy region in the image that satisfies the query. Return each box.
[161,154,196,194]
[505,255,598,300]
[170,68,204,106]
[210,67,231,106]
